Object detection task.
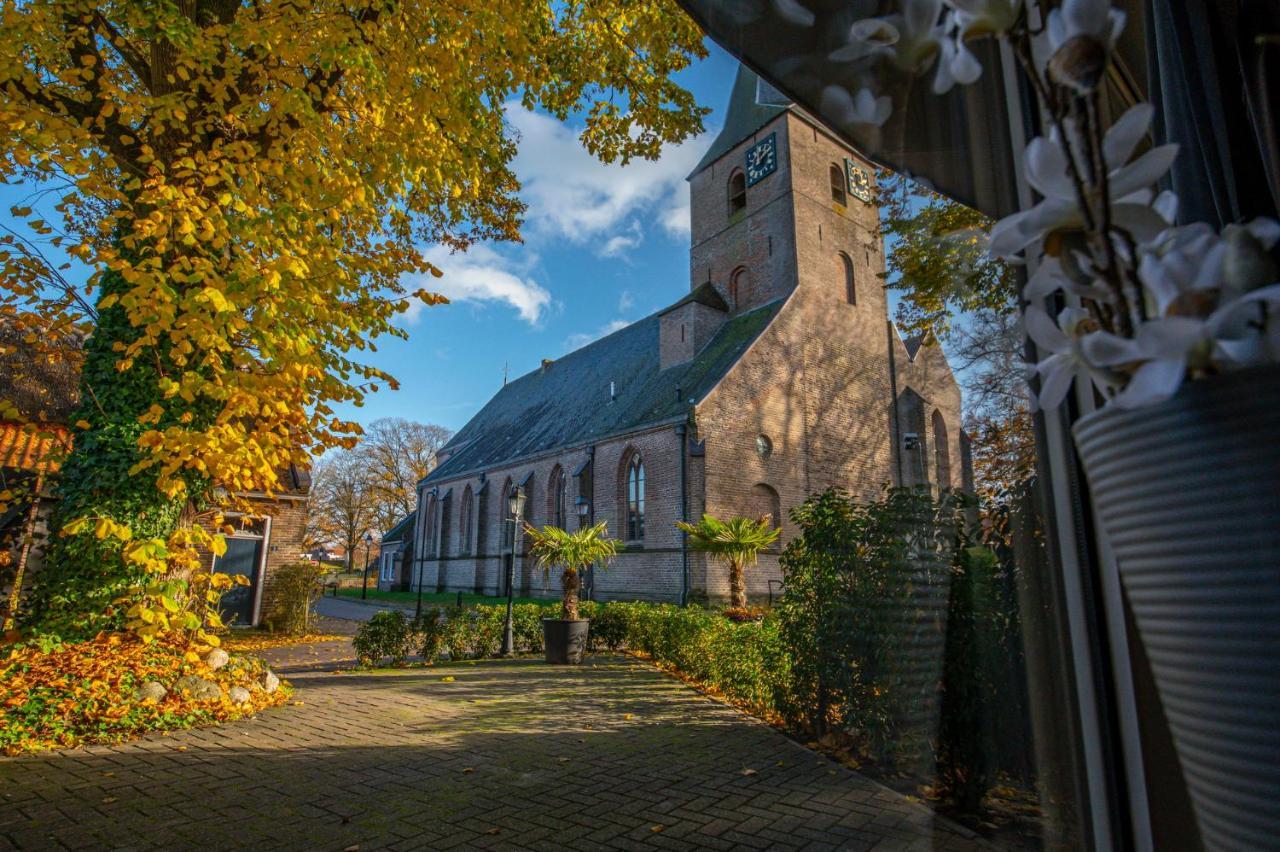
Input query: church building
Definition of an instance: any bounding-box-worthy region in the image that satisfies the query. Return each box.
[409,66,965,604]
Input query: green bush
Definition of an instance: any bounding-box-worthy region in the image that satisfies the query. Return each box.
[353,610,416,666]
[510,603,545,653]
[610,601,787,719]
[261,561,327,635]
[413,608,448,663]
[583,601,630,651]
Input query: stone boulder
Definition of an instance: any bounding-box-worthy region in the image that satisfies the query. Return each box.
[261,669,280,694]
[228,686,251,705]
[204,648,230,671]
[136,681,167,703]
[174,674,222,702]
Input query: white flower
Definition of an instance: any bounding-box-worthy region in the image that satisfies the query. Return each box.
[1081,285,1280,407]
[771,0,815,27]
[829,17,900,63]
[1023,255,1112,301]
[946,0,1023,38]
[1137,223,1225,317]
[820,85,893,128]
[890,0,947,72]
[1024,305,1105,410]
[1046,0,1125,53]
[932,32,983,93]
[988,104,1177,259]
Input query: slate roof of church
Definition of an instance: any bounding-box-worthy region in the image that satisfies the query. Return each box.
[423,299,783,484]
[381,510,417,544]
[689,65,793,178]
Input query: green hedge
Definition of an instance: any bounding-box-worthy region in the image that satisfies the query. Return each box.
[350,602,789,718]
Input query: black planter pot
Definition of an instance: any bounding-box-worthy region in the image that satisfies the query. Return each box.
[1073,366,1280,851]
[543,618,589,665]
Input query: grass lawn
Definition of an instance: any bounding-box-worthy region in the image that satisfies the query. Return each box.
[333,588,555,607]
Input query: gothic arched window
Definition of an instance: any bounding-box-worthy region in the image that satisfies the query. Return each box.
[625,453,646,541]
[829,163,847,205]
[932,410,952,489]
[423,494,438,557]
[548,465,567,529]
[728,170,746,215]
[750,483,782,531]
[460,485,474,554]
[839,252,856,305]
[730,267,749,310]
[501,478,515,551]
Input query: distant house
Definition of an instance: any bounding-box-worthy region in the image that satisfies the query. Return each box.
[0,422,71,629]
[0,325,310,629]
[377,511,416,592]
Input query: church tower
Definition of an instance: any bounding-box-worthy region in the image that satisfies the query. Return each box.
[685,65,885,319]
[683,65,914,501]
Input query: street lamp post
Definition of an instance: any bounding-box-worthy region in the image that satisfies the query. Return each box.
[576,497,592,599]
[360,530,374,600]
[501,486,527,656]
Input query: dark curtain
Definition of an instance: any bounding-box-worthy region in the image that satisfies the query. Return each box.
[1145,0,1280,227]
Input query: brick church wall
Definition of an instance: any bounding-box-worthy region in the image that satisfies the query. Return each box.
[412,423,692,604]
[688,115,798,313]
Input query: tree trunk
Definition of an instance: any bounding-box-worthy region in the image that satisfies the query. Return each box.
[27,270,208,640]
[2,474,43,632]
[729,558,746,609]
[561,566,579,621]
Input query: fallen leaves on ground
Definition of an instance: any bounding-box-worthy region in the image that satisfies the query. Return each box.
[1,632,290,755]
[221,632,348,653]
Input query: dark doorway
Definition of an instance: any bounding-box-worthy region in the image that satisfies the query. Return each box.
[217,536,263,627]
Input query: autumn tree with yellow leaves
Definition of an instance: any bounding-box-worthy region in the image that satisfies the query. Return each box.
[0,0,707,639]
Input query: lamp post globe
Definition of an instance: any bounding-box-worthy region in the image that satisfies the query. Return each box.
[501,486,526,656]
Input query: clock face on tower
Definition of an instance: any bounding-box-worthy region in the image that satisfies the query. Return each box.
[845,158,874,203]
[745,133,777,186]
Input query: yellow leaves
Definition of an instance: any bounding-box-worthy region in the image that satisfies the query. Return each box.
[199,286,233,313]
[2,0,706,588]
[94,518,132,542]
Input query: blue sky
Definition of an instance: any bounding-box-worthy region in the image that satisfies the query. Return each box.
[379,43,741,433]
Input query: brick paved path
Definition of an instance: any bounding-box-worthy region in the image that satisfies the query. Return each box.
[0,656,984,851]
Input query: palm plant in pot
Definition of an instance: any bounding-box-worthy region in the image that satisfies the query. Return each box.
[818,1,1280,845]
[524,521,619,664]
[676,514,780,610]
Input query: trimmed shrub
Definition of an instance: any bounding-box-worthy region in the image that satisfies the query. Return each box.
[261,561,327,635]
[413,607,448,663]
[583,601,630,651]
[510,603,545,653]
[353,610,415,666]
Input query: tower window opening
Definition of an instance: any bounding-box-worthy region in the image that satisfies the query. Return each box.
[728,171,746,215]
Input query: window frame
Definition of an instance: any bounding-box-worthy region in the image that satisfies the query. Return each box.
[727,169,747,216]
[839,251,856,305]
[829,163,847,205]
[625,454,646,542]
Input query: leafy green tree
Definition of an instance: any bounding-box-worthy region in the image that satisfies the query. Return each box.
[676,514,780,609]
[1,0,706,640]
[524,522,620,621]
[880,176,1018,338]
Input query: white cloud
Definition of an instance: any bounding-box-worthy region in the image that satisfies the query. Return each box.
[564,318,630,351]
[618,290,635,312]
[599,221,644,259]
[508,103,714,254]
[407,244,552,325]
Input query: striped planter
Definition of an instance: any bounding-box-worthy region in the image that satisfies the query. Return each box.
[1073,366,1280,851]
